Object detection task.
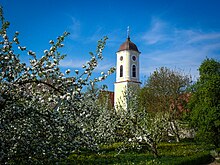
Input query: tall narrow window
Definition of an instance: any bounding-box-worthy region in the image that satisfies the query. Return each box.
[132,65,136,77]
[120,65,123,77]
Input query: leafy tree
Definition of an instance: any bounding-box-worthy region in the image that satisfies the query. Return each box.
[189,58,220,147]
[0,7,115,163]
[139,67,192,142]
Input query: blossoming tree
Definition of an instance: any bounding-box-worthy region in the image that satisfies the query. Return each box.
[0,7,115,163]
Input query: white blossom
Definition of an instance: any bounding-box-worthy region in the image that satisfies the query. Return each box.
[3,34,7,39]
[4,56,9,60]
[49,40,54,44]
[65,69,71,74]
[66,95,71,101]
[75,70,79,74]
[44,49,48,54]
[18,46,26,51]
[98,77,102,81]
[28,50,35,56]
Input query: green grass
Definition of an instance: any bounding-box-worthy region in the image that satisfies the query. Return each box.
[63,141,214,164]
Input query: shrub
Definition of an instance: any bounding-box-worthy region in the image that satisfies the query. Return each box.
[173,152,213,165]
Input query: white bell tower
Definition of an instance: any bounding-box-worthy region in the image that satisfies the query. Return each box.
[114,27,141,110]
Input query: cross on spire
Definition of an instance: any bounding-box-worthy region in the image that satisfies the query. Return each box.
[127,26,130,39]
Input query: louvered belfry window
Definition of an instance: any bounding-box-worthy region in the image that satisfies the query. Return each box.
[132,65,136,77]
[120,65,123,77]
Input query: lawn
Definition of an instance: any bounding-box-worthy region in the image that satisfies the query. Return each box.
[62,141,215,164]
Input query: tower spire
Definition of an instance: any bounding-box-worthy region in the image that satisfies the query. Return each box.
[127,26,130,39]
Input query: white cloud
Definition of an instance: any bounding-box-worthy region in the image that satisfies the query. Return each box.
[85,27,104,43]
[83,27,124,46]
[69,17,81,40]
[141,18,171,44]
[187,32,220,44]
[96,63,114,72]
[140,48,201,78]
[60,59,85,68]
[139,18,220,80]
[60,58,115,73]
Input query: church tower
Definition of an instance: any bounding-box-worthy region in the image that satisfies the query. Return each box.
[114,28,141,110]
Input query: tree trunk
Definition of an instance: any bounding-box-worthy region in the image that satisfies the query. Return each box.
[151,143,159,158]
[170,121,180,142]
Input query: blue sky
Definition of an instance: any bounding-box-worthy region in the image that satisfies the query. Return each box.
[1,0,220,91]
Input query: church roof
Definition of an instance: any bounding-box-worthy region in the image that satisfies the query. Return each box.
[118,37,140,52]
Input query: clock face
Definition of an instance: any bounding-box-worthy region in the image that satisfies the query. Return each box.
[120,56,123,61]
[132,56,136,61]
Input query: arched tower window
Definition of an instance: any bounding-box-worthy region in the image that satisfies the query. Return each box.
[132,65,136,77]
[120,65,123,77]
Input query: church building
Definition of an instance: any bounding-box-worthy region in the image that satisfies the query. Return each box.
[114,29,141,110]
